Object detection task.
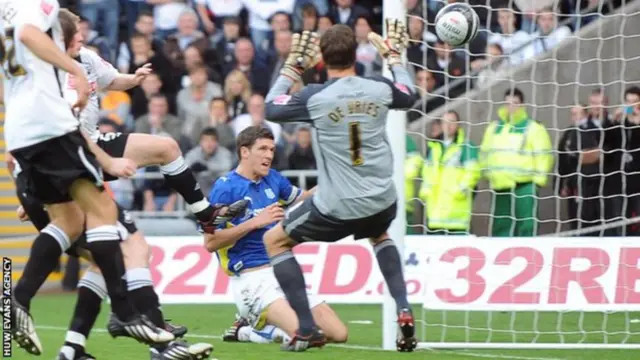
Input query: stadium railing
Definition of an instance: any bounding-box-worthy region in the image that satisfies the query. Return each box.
[126,169,319,218]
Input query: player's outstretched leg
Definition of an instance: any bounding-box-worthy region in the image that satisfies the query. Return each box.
[12,202,84,356]
[119,133,235,232]
[264,224,327,351]
[370,234,416,352]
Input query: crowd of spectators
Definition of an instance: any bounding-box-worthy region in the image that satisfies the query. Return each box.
[408,0,627,121]
[60,0,628,212]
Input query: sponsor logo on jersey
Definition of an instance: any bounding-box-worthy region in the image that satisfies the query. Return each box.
[40,0,54,15]
[273,95,291,105]
[394,83,410,95]
[68,74,97,93]
[264,188,275,199]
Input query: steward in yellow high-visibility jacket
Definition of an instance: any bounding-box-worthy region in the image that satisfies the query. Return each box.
[419,112,480,234]
[480,88,554,237]
[405,135,424,234]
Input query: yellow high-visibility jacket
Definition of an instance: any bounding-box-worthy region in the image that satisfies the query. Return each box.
[480,106,554,190]
[419,130,480,231]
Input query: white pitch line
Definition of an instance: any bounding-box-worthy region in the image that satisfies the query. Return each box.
[35,325,566,360]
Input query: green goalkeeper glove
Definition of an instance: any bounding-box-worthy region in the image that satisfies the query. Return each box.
[281,30,320,82]
[367,18,409,67]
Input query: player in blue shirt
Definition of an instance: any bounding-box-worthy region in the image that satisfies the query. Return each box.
[203,126,348,345]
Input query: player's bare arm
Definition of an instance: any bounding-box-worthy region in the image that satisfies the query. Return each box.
[106,63,152,91]
[204,204,284,252]
[18,24,89,109]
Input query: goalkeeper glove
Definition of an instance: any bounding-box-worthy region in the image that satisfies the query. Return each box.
[281,30,320,82]
[367,18,409,67]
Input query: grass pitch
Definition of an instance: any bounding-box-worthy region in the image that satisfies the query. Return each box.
[5,294,639,360]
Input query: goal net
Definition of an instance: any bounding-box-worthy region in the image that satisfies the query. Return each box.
[402,0,640,349]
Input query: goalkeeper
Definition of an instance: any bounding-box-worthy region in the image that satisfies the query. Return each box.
[262,21,418,352]
[203,126,348,346]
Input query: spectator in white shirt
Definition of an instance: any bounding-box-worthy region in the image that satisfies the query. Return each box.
[243,0,295,59]
[476,43,508,89]
[354,16,381,77]
[196,0,244,35]
[150,0,188,39]
[487,8,532,66]
[522,7,571,60]
[231,93,282,143]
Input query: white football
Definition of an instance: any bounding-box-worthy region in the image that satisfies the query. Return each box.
[435,3,480,47]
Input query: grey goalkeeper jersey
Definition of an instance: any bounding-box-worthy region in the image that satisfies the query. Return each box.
[265,65,419,220]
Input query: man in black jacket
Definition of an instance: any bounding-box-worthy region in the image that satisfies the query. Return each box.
[558,105,602,235]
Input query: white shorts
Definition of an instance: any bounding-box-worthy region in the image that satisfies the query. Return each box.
[230,267,323,329]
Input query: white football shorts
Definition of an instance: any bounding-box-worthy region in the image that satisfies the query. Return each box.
[230,267,323,329]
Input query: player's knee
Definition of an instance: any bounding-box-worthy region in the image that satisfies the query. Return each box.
[369,232,391,247]
[51,216,84,241]
[329,323,349,343]
[121,232,150,268]
[161,136,182,163]
[263,225,289,255]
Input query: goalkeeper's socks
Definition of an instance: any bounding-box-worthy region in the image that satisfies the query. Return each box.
[160,156,213,221]
[14,225,70,309]
[373,239,411,313]
[126,268,165,327]
[270,251,317,334]
[63,272,107,358]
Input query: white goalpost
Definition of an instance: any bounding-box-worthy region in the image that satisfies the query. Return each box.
[381,0,406,350]
[386,0,640,351]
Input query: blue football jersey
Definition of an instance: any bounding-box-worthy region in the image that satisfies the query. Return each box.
[208,169,302,275]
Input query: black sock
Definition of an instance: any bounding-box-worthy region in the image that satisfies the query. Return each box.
[85,226,135,321]
[129,286,164,327]
[159,157,212,222]
[14,225,69,309]
[374,239,411,313]
[270,251,316,334]
[63,273,106,355]
[129,285,168,353]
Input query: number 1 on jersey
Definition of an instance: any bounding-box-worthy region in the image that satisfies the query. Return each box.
[349,121,364,166]
[0,28,26,78]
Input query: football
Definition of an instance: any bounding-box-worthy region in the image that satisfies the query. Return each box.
[435,2,480,47]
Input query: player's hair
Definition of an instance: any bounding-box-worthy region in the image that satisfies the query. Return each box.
[504,87,525,103]
[236,126,275,159]
[200,127,219,140]
[320,24,357,70]
[58,9,80,50]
